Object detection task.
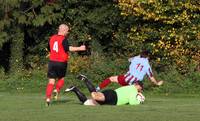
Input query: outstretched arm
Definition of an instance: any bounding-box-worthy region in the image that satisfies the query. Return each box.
[62,39,86,52]
[149,76,164,86]
[69,45,86,52]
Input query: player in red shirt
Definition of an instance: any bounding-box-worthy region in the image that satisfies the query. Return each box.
[46,24,86,106]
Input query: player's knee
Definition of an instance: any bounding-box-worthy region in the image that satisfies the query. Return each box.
[109,76,118,83]
[49,79,55,84]
[91,92,98,99]
[91,92,105,101]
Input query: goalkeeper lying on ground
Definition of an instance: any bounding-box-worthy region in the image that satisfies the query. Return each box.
[65,74,145,106]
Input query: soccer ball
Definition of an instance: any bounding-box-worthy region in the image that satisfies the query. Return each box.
[83,99,97,106]
[136,93,145,103]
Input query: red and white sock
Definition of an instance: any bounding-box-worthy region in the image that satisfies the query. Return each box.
[99,78,111,89]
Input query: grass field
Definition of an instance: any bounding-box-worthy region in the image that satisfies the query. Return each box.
[0,92,200,121]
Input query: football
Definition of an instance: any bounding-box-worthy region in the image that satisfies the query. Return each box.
[83,99,97,106]
[136,93,145,103]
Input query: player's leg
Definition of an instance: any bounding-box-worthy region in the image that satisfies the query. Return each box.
[91,92,105,101]
[96,75,119,90]
[83,99,99,106]
[117,75,129,86]
[46,78,56,106]
[77,74,96,92]
[91,89,117,105]
[65,86,87,103]
[46,61,59,105]
[53,77,64,100]
[55,77,65,93]
[53,62,67,100]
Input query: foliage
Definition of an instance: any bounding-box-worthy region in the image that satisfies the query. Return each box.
[145,63,200,94]
[68,53,128,85]
[3,68,46,92]
[0,0,199,93]
[118,0,200,73]
[0,67,7,91]
[0,0,124,71]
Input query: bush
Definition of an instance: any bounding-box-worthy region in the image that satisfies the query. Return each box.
[118,0,200,74]
[0,67,7,91]
[0,54,199,94]
[145,64,200,94]
[68,53,128,86]
[3,68,47,93]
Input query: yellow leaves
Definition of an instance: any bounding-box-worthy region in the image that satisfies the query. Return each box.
[118,0,199,27]
[148,0,155,4]
[133,7,140,12]
[130,27,137,32]
[69,56,91,73]
[154,48,159,53]
[169,32,175,37]
[86,34,92,40]
[156,57,160,62]
[197,32,200,40]
[118,0,148,17]
[157,40,164,48]
[118,0,199,73]
[121,12,129,16]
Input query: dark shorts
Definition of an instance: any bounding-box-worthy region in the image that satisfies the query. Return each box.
[47,61,68,78]
[97,89,117,105]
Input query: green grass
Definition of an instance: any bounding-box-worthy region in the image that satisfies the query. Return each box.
[0,92,200,121]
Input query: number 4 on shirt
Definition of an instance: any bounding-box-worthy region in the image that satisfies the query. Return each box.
[53,41,58,52]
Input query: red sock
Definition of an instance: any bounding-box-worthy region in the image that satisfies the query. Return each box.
[55,79,64,93]
[99,78,111,89]
[46,83,54,99]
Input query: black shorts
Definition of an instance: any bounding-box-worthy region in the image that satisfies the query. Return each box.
[97,89,117,105]
[47,61,68,78]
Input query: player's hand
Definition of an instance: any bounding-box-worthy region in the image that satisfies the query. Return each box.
[79,45,86,51]
[46,53,50,58]
[157,80,164,86]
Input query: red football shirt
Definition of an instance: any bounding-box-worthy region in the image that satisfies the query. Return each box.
[49,35,69,62]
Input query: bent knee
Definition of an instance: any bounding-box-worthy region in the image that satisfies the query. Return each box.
[91,92,105,101]
[109,76,118,83]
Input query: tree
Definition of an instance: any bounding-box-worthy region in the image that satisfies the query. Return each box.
[0,0,65,72]
[118,0,200,73]
[0,0,126,73]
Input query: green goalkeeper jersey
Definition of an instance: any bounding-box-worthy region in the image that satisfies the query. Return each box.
[115,85,140,105]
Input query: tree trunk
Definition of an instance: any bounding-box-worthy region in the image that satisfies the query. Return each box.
[9,29,24,73]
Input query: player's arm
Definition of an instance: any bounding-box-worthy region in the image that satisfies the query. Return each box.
[47,42,50,52]
[146,65,164,86]
[46,41,50,58]
[149,76,164,86]
[69,45,86,52]
[62,39,86,52]
[128,57,134,62]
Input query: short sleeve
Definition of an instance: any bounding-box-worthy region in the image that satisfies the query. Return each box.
[62,38,69,52]
[128,57,134,62]
[47,42,50,51]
